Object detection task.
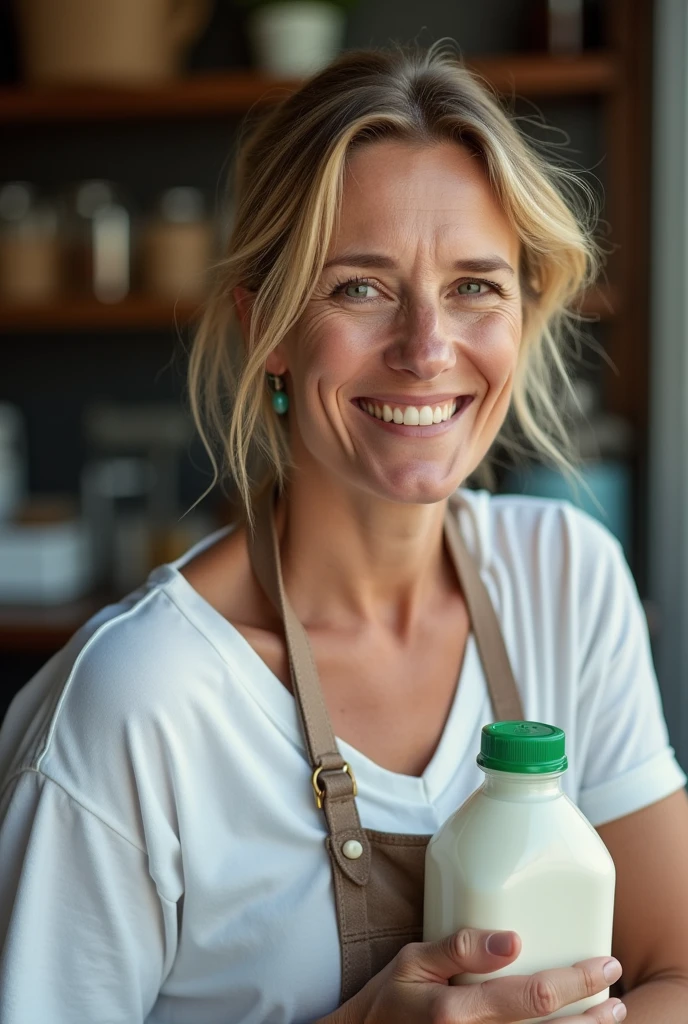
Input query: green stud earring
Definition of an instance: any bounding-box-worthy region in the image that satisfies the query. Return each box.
[273,390,289,415]
[268,373,289,415]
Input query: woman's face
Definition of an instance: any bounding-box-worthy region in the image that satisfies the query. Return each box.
[268,140,523,505]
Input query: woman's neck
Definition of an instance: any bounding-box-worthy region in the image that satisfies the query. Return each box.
[275,469,456,635]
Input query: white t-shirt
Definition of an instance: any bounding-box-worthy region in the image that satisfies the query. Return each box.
[0,491,685,1024]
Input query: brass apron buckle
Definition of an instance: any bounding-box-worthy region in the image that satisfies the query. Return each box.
[311,762,358,810]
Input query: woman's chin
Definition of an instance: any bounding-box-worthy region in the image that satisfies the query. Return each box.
[362,464,467,506]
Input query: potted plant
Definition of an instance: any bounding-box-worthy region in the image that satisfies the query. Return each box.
[239,0,357,77]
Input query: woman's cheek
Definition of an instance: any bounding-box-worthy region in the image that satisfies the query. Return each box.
[456,309,521,389]
[293,307,377,365]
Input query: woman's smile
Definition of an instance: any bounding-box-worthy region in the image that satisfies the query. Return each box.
[352,394,474,436]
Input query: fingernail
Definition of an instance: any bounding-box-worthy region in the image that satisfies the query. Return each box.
[604,958,622,982]
[486,932,514,956]
[613,1003,627,1021]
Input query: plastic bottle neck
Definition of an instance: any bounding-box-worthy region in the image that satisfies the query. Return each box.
[480,767,565,802]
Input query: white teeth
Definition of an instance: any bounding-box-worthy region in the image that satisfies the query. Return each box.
[360,399,461,425]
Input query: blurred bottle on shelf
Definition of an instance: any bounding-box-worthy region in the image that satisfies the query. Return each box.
[65,180,132,303]
[141,187,213,302]
[0,403,27,522]
[528,0,604,54]
[80,456,157,594]
[15,0,211,85]
[546,0,584,53]
[0,181,61,304]
[82,402,215,594]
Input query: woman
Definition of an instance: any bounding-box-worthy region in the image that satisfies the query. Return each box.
[1,44,687,1024]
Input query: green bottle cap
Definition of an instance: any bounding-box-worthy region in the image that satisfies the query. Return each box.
[477,721,568,775]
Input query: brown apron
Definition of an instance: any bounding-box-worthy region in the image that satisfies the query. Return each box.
[248,488,524,1005]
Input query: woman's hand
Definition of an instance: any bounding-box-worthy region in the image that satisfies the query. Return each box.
[320,928,626,1024]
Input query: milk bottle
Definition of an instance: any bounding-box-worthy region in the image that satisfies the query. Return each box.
[423,722,616,1022]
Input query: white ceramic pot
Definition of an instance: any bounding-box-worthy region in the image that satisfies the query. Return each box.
[248,2,346,77]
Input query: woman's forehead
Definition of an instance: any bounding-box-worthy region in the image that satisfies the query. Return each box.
[334,141,518,262]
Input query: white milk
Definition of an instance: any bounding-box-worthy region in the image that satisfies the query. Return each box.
[423,722,616,1023]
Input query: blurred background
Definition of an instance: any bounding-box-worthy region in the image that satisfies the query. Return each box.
[0,0,686,770]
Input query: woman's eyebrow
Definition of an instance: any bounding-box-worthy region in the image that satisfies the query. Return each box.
[322,252,515,275]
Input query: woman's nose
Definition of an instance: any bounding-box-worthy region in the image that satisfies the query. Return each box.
[384,302,457,380]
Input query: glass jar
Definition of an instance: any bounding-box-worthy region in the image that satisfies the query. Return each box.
[65,180,132,302]
[141,186,213,301]
[0,181,61,304]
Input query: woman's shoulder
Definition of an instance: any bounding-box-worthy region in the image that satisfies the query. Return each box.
[455,487,636,649]
[457,485,625,582]
[0,544,239,808]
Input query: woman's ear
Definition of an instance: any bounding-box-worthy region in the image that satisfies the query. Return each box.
[265,348,288,376]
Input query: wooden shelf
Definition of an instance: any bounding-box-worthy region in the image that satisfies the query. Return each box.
[469,52,618,98]
[0,295,200,332]
[0,54,618,125]
[0,72,300,124]
[0,283,617,333]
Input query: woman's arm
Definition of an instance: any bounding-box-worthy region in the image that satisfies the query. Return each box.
[0,769,174,1022]
[597,788,688,1021]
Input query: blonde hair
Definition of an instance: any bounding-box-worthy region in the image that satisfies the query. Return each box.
[188,42,601,523]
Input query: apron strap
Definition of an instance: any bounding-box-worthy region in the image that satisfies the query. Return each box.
[247,487,524,866]
[249,486,367,873]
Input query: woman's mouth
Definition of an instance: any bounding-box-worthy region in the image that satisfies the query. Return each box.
[353,395,473,430]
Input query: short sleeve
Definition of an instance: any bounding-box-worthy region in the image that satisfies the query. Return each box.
[573,515,687,826]
[0,769,177,1023]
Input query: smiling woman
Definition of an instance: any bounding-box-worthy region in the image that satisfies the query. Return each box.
[189,45,598,517]
[227,140,524,508]
[1,41,688,1024]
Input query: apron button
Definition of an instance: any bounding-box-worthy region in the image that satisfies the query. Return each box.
[342,839,363,860]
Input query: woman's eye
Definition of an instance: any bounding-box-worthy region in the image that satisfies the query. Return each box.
[338,279,380,300]
[458,281,487,296]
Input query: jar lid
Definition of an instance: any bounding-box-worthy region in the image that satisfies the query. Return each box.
[75,181,118,217]
[477,721,568,775]
[0,182,33,221]
[159,187,205,224]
